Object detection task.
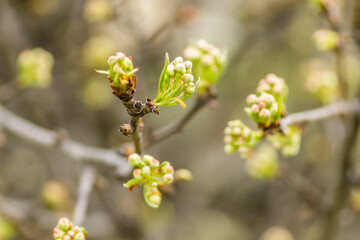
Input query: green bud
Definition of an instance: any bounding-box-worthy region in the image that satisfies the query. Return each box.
[162,173,174,184]
[142,154,154,165]
[63,235,71,240]
[224,144,237,154]
[53,228,65,239]
[57,217,71,231]
[75,232,85,240]
[166,64,175,76]
[184,61,192,72]
[141,166,151,177]
[128,153,142,167]
[149,159,160,169]
[133,169,143,180]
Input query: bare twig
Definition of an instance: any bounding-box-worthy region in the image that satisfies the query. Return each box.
[72,164,96,226]
[143,96,209,149]
[279,162,327,211]
[280,99,360,129]
[0,104,131,176]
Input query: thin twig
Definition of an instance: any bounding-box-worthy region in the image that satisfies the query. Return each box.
[280,99,360,129]
[279,162,327,211]
[0,104,132,176]
[72,164,96,226]
[143,97,208,149]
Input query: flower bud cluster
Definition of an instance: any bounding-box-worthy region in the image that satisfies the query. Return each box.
[123,153,176,208]
[245,144,279,180]
[17,47,54,88]
[313,29,340,51]
[153,54,198,108]
[53,218,87,240]
[245,74,289,127]
[184,39,227,94]
[223,120,263,159]
[96,52,138,99]
[306,70,339,103]
[267,125,302,156]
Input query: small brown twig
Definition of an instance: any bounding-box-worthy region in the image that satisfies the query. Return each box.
[279,162,327,211]
[143,94,214,149]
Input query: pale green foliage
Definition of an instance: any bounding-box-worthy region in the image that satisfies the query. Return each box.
[124,154,180,208]
[0,217,15,240]
[306,70,339,104]
[267,125,302,156]
[223,120,263,159]
[153,53,198,108]
[53,217,87,240]
[260,226,294,240]
[245,144,279,180]
[184,39,227,94]
[313,29,340,51]
[17,47,54,88]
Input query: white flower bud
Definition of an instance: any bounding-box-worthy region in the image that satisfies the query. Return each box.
[166,64,175,76]
[184,61,192,72]
[174,63,186,74]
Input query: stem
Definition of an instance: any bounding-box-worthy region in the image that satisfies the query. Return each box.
[321,116,359,240]
[279,162,327,211]
[0,103,131,176]
[131,117,142,154]
[73,164,96,226]
[143,96,209,149]
[280,99,360,129]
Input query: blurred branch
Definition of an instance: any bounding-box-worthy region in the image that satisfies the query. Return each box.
[280,99,360,129]
[0,104,132,176]
[143,96,211,149]
[279,162,327,211]
[72,164,96,226]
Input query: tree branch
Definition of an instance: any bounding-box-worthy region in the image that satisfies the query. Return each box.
[280,99,360,129]
[279,162,327,211]
[143,96,209,149]
[0,104,132,176]
[72,164,96,226]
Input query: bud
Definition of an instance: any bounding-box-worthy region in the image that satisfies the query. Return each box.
[141,166,151,177]
[128,153,142,167]
[142,154,154,165]
[259,109,271,118]
[224,144,237,154]
[251,104,260,113]
[67,231,75,237]
[166,65,175,76]
[57,217,71,231]
[17,48,54,89]
[162,164,174,174]
[150,159,160,169]
[53,228,65,239]
[246,94,257,104]
[75,233,85,240]
[163,174,174,184]
[174,56,183,64]
[174,63,186,74]
[175,169,193,181]
[184,61,192,72]
[182,73,194,83]
[184,47,202,60]
[149,194,161,207]
[313,29,340,51]
[133,169,142,180]
[63,235,71,240]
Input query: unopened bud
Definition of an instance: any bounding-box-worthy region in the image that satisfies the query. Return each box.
[166,64,175,76]
[251,104,260,113]
[63,235,71,240]
[149,194,161,206]
[246,94,257,104]
[224,144,237,154]
[150,159,160,169]
[182,73,194,83]
[259,109,271,118]
[53,228,65,239]
[143,154,154,165]
[133,169,142,180]
[184,61,192,72]
[175,63,186,74]
[163,174,174,184]
[141,166,151,177]
[128,153,141,166]
[75,233,85,240]
[57,217,71,231]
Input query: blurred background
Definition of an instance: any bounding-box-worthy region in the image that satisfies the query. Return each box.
[1,0,360,239]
